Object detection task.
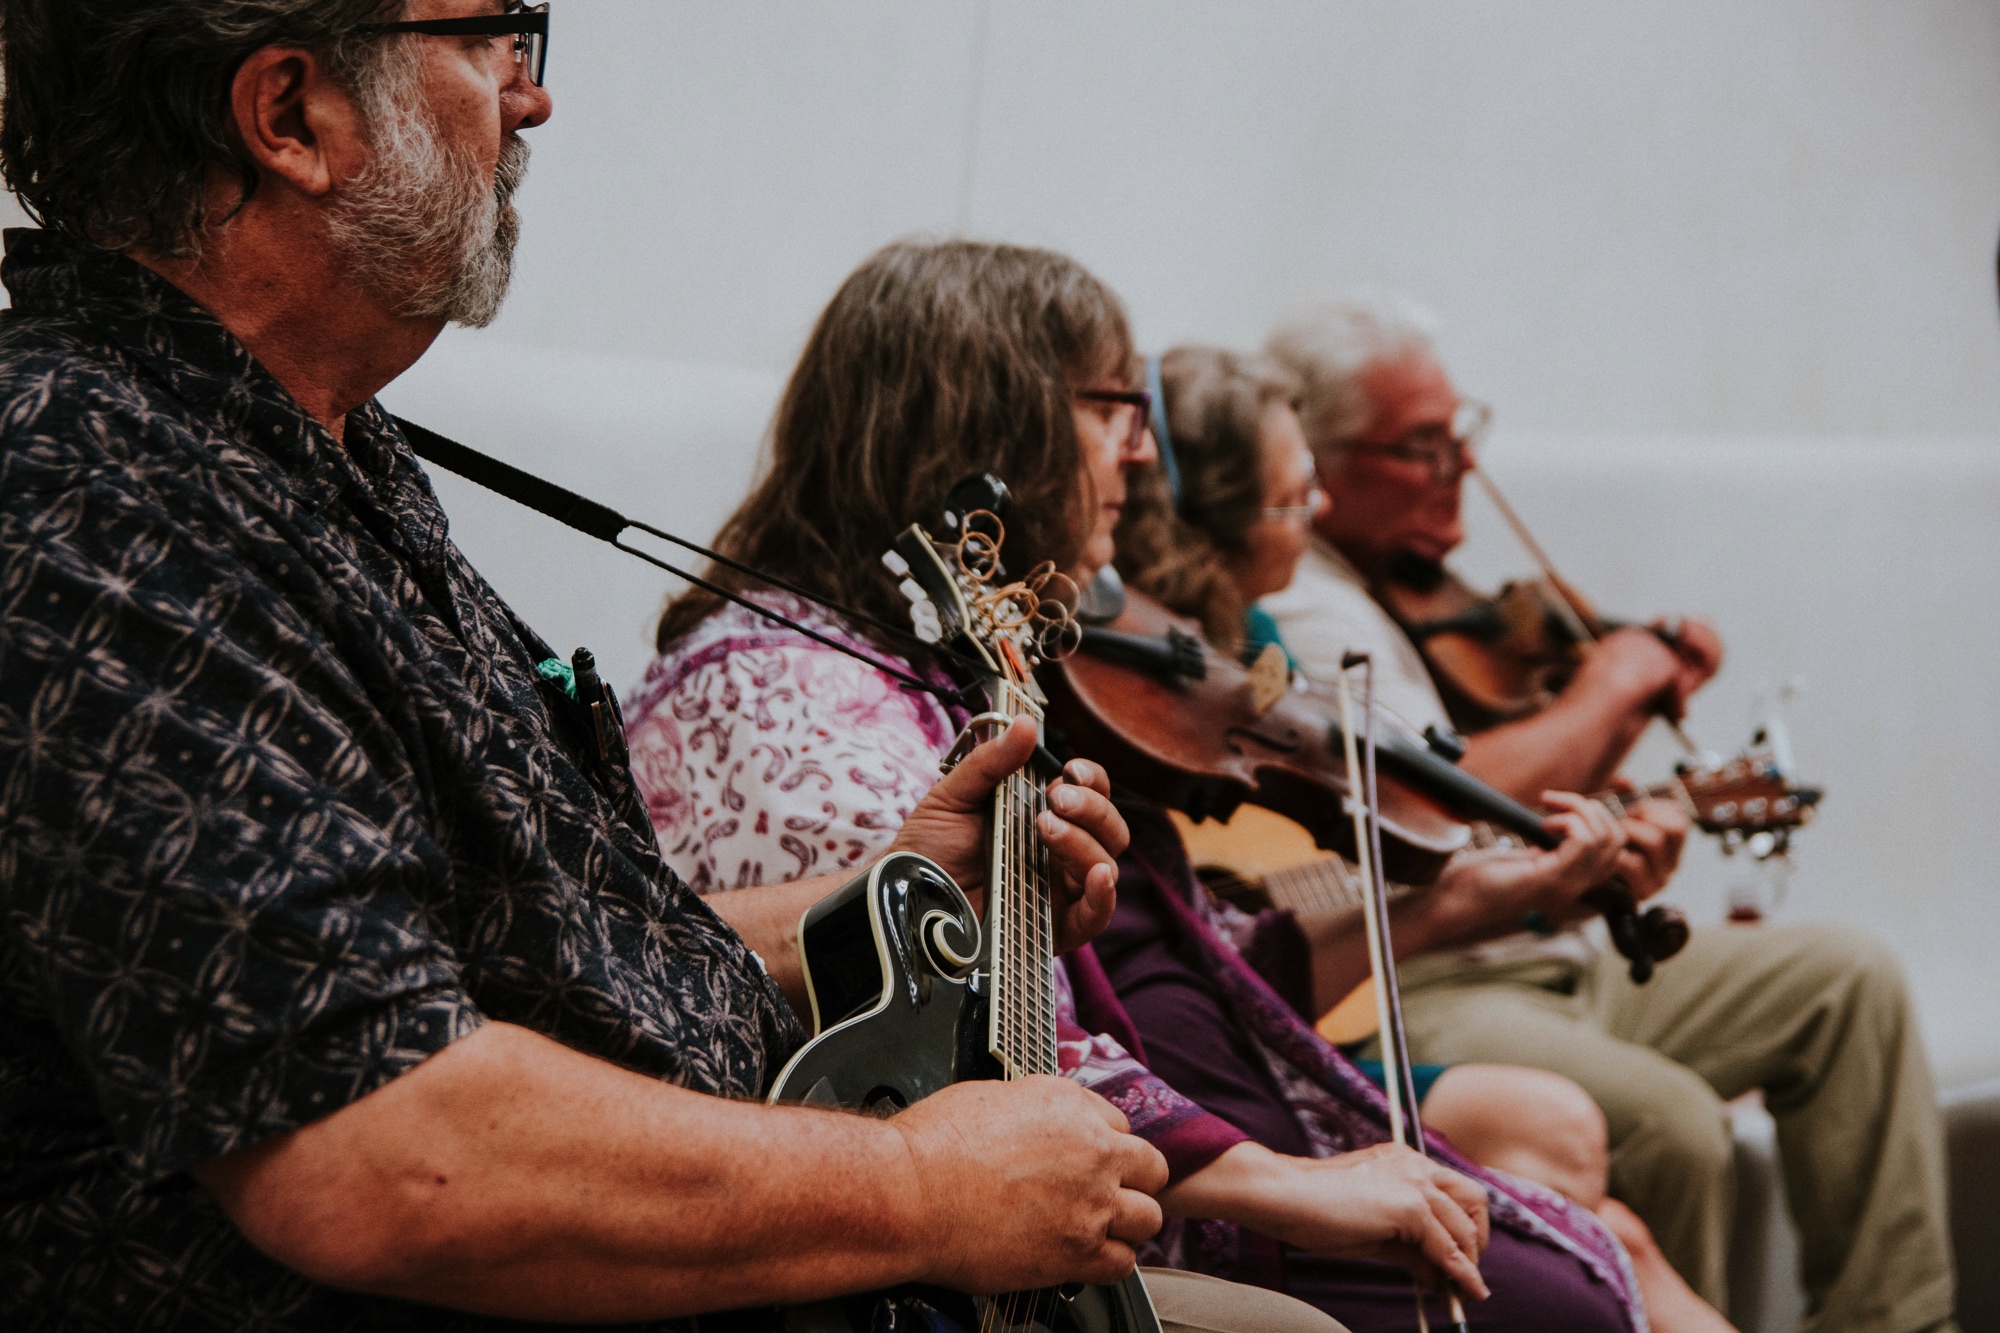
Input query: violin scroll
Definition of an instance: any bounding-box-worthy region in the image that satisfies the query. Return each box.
[1585,888,1690,985]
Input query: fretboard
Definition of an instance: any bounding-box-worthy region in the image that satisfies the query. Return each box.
[1466,774,1700,850]
[1594,775,1698,823]
[1260,853,1366,916]
[985,683,1059,1079]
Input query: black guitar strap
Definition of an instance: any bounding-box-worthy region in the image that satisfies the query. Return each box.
[392,415,983,709]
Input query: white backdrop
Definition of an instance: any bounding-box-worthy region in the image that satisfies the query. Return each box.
[484,0,2000,435]
[17,3,2000,1082]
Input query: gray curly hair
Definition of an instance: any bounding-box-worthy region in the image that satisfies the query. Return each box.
[1265,293,1439,455]
[0,0,407,258]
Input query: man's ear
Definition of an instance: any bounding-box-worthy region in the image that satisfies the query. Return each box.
[229,46,372,202]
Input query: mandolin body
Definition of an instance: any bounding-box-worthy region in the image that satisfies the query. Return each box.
[763,853,1162,1333]
[766,852,992,1109]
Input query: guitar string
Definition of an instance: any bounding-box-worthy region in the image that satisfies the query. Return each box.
[982,754,1015,1333]
[1007,762,1023,1077]
[1002,710,1051,1324]
[1005,690,1029,1078]
[1024,769,1042,1073]
[976,615,1085,1324]
[1037,771,1056,1074]
[998,735,1029,1332]
[976,748,1010,1327]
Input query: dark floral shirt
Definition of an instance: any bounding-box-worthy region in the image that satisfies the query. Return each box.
[0,229,803,1331]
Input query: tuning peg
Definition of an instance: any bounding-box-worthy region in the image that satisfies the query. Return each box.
[881,550,911,577]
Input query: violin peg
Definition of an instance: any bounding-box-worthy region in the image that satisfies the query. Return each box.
[1423,724,1468,763]
[1640,905,1691,962]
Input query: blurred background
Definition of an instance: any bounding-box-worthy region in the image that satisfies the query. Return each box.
[21,3,1999,1086]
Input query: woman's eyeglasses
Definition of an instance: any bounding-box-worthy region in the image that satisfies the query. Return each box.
[1073,388,1153,455]
[1261,486,1326,524]
[359,2,550,87]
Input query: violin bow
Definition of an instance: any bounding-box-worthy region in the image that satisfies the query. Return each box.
[1334,653,1469,1333]
[1469,468,1702,758]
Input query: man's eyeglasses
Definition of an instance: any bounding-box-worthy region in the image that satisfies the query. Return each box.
[1345,399,1491,484]
[1073,388,1153,455]
[359,3,550,88]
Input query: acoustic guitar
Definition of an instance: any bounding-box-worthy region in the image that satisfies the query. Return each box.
[1176,747,1820,1045]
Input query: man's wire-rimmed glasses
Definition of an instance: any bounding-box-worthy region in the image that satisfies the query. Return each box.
[1344,398,1492,484]
[359,2,549,87]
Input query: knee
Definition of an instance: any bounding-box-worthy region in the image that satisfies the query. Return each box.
[1512,1067,1611,1183]
[1426,1064,1610,1206]
[1616,1071,1733,1187]
[1771,921,1910,1002]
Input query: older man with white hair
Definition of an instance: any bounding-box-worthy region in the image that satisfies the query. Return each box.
[1263,297,1957,1333]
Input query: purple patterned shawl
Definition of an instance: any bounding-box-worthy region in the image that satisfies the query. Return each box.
[1070,805,1646,1331]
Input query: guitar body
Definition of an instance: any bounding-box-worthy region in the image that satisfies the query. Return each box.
[1169,807,1380,1045]
[765,853,1162,1333]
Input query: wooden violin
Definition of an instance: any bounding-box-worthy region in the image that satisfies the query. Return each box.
[1375,469,1703,746]
[1373,553,1617,735]
[1037,582,1693,981]
[1038,586,1470,887]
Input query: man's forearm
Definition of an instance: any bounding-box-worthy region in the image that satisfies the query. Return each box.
[197,1022,932,1320]
[1459,688,1650,800]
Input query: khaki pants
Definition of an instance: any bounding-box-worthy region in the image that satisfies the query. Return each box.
[1381,922,1954,1333]
[1143,1268,1347,1333]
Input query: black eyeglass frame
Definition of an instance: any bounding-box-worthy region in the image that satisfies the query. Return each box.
[358,3,549,87]
[1072,388,1153,454]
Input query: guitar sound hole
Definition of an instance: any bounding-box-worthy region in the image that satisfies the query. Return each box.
[863,1087,909,1116]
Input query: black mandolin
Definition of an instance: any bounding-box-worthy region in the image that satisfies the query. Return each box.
[761,484,1162,1333]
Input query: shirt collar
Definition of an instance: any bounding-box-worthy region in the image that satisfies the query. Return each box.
[2,227,415,516]
[1310,535,1367,584]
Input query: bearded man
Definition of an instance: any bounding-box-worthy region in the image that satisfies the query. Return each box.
[0,5,1370,1330]
[1262,297,1958,1333]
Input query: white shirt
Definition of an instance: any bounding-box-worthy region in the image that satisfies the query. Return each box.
[1261,541,1600,972]
[1259,541,1454,739]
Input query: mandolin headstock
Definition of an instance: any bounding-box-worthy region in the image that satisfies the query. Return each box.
[879,475,1080,697]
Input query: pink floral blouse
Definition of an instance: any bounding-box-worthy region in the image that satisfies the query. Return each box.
[624,596,1245,1181]
[625,597,956,891]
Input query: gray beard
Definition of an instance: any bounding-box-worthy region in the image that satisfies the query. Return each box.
[326,94,529,329]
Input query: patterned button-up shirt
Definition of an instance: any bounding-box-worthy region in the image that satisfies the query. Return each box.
[0,229,802,1331]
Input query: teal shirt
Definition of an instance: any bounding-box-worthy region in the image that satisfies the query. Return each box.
[1243,603,1297,671]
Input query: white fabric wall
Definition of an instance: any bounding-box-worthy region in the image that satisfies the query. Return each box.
[17,3,2000,1081]
[483,0,2000,435]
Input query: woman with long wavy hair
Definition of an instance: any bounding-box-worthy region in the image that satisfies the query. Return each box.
[624,240,1652,1333]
